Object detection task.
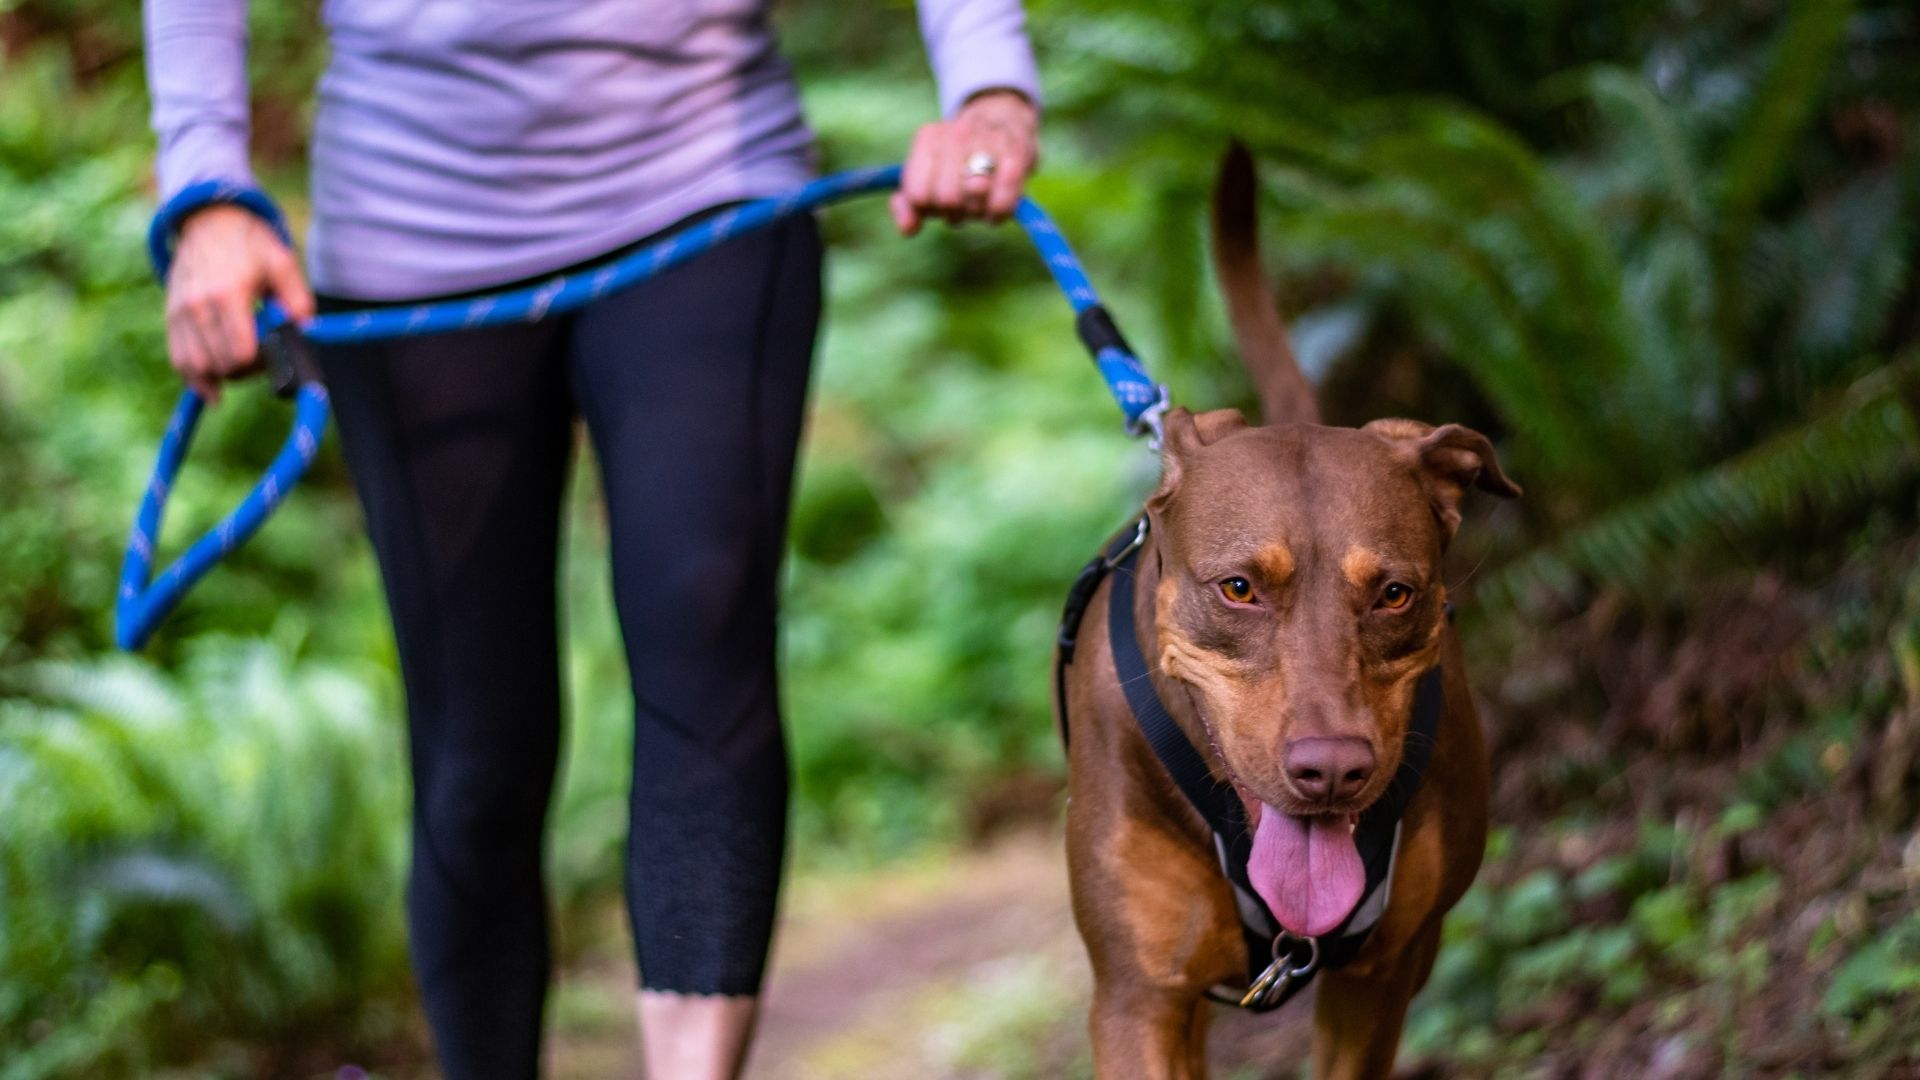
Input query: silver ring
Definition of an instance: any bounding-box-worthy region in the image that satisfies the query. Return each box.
[965,151,998,178]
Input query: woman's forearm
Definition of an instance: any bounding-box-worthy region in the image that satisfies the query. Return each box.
[143,0,254,197]
[915,0,1043,119]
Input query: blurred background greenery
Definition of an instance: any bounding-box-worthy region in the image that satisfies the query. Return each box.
[3,0,1919,1075]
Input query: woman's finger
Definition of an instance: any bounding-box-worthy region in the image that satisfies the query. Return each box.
[929,129,967,222]
[889,190,922,237]
[183,300,231,377]
[263,243,316,322]
[900,125,938,211]
[959,165,992,220]
[170,318,220,404]
[209,290,258,375]
[986,133,1034,222]
[957,130,995,220]
[897,125,942,236]
[166,319,201,387]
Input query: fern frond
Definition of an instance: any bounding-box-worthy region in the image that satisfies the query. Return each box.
[1709,0,1857,382]
[1546,64,1704,228]
[1715,0,1855,228]
[1482,356,1920,610]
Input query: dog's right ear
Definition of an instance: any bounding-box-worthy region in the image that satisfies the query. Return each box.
[1150,407,1247,509]
[1366,418,1521,543]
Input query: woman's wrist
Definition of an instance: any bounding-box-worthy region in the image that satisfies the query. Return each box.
[149,179,291,282]
[959,87,1038,128]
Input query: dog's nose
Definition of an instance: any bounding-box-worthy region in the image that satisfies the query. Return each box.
[1284,737,1376,803]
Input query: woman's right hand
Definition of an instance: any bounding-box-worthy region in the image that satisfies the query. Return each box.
[164,204,315,403]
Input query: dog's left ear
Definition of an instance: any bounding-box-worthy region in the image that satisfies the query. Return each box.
[1366,418,1521,541]
[1149,406,1249,510]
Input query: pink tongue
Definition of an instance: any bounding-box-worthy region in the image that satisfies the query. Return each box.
[1247,802,1365,938]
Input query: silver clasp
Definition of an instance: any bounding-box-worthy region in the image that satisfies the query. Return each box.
[1239,934,1320,1009]
[1129,391,1171,452]
[1104,516,1149,569]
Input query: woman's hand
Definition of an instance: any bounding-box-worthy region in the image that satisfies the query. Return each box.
[891,89,1038,236]
[164,204,315,403]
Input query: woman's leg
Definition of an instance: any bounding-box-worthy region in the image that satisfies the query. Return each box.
[568,212,823,1079]
[317,313,576,1080]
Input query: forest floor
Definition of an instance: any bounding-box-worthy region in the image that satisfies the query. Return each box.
[542,825,1318,1080]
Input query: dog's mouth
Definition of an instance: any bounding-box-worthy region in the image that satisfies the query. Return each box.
[1231,780,1366,939]
[1192,704,1376,939]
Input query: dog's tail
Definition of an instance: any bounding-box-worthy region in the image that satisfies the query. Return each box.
[1211,140,1320,426]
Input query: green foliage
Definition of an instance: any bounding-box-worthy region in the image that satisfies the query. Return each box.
[1408,819,1787,1072]
[1823,911,1920,1019]
[1486,360,1920,610]
[0,641,411,1076]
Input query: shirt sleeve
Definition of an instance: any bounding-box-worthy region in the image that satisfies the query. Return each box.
[915,0,1043,119]
[143,0,255,198]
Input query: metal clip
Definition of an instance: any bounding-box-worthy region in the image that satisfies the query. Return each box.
[1130,391,1171,452]
[1104,516,1149,570]
[1239,934,1320,1009]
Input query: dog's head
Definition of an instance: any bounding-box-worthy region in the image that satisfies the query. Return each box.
[1143,406,1518,934]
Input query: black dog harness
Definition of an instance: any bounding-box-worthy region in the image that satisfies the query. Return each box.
[1054,517,1443,1011]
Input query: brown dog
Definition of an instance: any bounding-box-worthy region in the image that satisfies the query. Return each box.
[1057,143,1519,1079]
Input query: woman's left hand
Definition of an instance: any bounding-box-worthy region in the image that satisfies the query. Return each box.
[891,89,1038,236]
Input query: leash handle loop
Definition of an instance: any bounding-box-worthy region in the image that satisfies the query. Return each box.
[116,383,331,650]
[148,180,294,282]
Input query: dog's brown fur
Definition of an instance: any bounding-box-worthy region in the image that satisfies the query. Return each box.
[1060,142,1519,1079]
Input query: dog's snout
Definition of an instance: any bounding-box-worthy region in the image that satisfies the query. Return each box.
[1284,736,1376,803]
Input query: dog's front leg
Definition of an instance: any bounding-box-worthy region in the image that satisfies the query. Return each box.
[1308,922,1442,1080]
[1090,984,1209,1080]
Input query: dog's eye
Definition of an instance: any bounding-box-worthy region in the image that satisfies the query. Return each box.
[1378,583,1415,610]
[1219,577,1256,605]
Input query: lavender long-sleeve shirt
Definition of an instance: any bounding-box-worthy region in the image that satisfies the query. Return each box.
[144,1,1040,300]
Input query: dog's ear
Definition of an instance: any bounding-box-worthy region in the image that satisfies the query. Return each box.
[1366,418,1521,541]
[1150,407,1248,508]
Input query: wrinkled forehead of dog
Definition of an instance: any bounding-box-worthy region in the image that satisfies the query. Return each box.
[1149,408,1519,569]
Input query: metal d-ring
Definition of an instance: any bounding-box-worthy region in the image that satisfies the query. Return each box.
[1240,934,1320,1009]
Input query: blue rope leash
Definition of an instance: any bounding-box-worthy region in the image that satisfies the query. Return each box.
[119,164,1169,650]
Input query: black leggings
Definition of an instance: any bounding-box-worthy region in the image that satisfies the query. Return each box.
[316,211,822,1079]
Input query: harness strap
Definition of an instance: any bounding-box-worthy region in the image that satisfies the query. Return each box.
[1104,543,1248,833]
[1053,518,1147,747]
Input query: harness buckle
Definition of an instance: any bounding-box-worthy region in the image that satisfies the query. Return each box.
[1239,933,1319,1009]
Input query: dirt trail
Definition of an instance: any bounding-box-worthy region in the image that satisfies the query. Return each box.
[547,827,1311,1079]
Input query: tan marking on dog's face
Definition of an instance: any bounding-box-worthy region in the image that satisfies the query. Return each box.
[1156,576,1244,704]
[1340,546,1381,589]
[1253,542,1294,586]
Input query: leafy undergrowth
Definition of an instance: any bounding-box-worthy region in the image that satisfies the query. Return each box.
[0,642,422,1078]
[1400,509,1920,1077]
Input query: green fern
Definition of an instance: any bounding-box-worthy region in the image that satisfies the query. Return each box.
[1482,358,1920,610]
[0,642,413,1075]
